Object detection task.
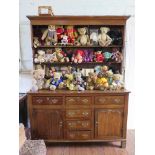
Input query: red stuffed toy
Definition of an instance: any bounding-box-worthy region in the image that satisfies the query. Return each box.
[94,51,104,62]
[64,26,78,45]
[56,26,64,43]
[72,50,84,63]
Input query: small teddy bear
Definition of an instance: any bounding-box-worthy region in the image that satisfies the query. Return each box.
[86,72,97,90]
[75,27,90,46]
[90,29,98,46]
[98,27,112,47]
[112,74,124,90]
[72,50,84,63]
[94,51,104,62]
[33,37,40,48]
[41,25,57,46]
[111,48,123,63]
[55,48,69,62]
[61,33,68,45]
[34,50,45,63]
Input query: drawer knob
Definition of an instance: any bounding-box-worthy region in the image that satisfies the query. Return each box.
[82,122,89,127]
[59,121,63,127]
[68,112,75,116]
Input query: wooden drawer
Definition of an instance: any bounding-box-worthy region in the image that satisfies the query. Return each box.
[95,96,124,105]
[66,131,91,140]
[66,109,91,119]
[66,120,91,130]
[66,96,91,105]
[32,96,63,105]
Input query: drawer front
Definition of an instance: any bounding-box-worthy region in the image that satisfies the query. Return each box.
[66,120,91,130]
[66,109,91,119]
[95,96,124,105]
[66,97,91,105]
[66,131,91,140]
[32,96,63,105]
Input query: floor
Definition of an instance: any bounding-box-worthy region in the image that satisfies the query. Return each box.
[46,130,135,155]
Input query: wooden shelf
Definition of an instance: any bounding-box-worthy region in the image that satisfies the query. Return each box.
[34,62,121,66]
[34,45,122,48]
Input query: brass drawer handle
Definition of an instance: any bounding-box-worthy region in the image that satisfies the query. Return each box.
[114,98,121,103]
[68,98,76,102]
[36,98,43,104]
[98,98,106,103]
[81,122,89,127]
[59,121,63,127]
[68,112,75,116]
[51,99,58,104]
[82,99,89,103]
[82,112,89,116]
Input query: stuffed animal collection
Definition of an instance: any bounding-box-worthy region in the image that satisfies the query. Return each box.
[32,65,124,91]
[33,25,122,47]
[34,48,123,63]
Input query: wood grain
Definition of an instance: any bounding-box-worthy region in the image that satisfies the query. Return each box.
[46,130,134,155]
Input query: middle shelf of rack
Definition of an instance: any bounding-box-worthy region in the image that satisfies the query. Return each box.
[34,62,122,66]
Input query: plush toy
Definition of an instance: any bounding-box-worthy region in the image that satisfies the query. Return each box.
[112,74,124,90]
[50,72,63,90]
[108,29,123,45]
[65,73,75,90]
[98,27,112,47]
[34,50,45,63]
[111,48,123,63]
[95,72,109,90]
[90,29,98,46]
[64,25,78,45]
[61,33,68,45]
[44,78,51,89]
[106,70,114,85]
[83,49,93,62]
[75,27,90,46]
[103,52,112,61]
[72,50,84,63]
[94,51,104,62]
[86,72,97,90]
[56,26,64,43]
[33,37,40,48]
[31,69,45,91]
[101,65,109,77]
[41,25,57,46]
[55,48,69,62]
[74,71,85,91]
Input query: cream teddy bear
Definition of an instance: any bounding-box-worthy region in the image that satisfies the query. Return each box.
[34,50,45,63]
[98,27,112,47]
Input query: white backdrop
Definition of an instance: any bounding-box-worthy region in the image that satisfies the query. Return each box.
[19,0,135,129]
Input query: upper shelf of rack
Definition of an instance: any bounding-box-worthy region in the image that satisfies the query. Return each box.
[27,16,130,26]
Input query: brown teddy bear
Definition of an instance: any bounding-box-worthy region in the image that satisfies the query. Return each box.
[41,25,57,46]
[98,27,112,47]
[75,27,90,46]
[86,72,97,90]
[33,37,40,48]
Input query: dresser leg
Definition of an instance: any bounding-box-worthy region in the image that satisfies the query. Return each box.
[121,141,126,148]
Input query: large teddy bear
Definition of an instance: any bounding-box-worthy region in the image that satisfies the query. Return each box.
[75,27,90,46]
[41,25,57,46]
[31,69,45,92]
[98,27,112,47]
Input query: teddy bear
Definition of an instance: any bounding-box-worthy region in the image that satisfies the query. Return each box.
[56,26,64,43]
[43,78,51,89]
[61,33,68,45]
[50,72,63,90]
[31,68,45,91]
[101,65,109,77]
[112,74,124,90]
[95,72,109,90]
[94,51,104,62]
[90,29,98,46]
[103,51,112,61]
[72,50,84,63]
[55,48,69,62]
[111,48,123,63]
[86,72,97,90]
[33,37,40,48]
[64,25,78,45]
[106,69,114,86]
[65,73,75,90]
[98,27,112,47]
[75,27,90,46]
[73,71,85,91]
[41,25,57,46]
[83,49,94,62]
[34,50,45,63]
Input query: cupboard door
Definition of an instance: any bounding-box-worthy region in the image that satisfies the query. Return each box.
[95,109,123,139]
[32,109,63,140]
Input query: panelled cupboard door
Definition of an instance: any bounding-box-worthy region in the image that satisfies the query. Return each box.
[95,109,123,139]
[32,109,63,140]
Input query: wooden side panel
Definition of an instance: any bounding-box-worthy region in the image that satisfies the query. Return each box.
[95,109,123,139]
